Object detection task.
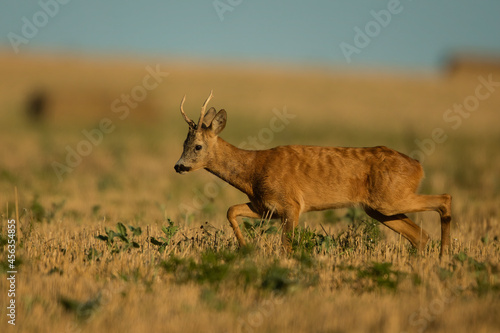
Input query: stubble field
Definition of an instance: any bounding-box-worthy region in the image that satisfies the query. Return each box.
[0,54,499,332]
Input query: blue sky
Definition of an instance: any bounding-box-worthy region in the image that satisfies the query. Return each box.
[1,0,500,70]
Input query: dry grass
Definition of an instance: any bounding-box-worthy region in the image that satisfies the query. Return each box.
[0,54,499,333]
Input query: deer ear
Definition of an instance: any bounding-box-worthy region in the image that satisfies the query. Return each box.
[209,109,227,135]
[201,107,217,128]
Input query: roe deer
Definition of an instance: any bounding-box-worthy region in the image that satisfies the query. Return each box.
[174,91,452,256]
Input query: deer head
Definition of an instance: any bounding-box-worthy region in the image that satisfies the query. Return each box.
[174,91,227,174]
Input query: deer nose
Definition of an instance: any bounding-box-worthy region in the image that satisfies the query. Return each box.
[174,164,191,173]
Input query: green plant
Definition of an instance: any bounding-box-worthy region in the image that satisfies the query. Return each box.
[200,288,226,311]
[337,217,382,252]
[197,250,232,286]
[323,209,341,224]
[242,218,278,239]
[453,252,500,296]
[85,247,102,262]
[150,219,179,253]
[27,195,66,223]
[291,227,318,253]
[357,262,404,292]
[343,207,365,224]
[160,250,235,287]
[0,256,23,274]
[359,218,382,247]
[30,194,45,222]
[261,261,295,293]
[59,294,101,321]
[290,226,336,254]
[95,222,142,254]
[236,260,259,289]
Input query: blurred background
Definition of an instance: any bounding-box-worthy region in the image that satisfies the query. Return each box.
[0,1,499,239]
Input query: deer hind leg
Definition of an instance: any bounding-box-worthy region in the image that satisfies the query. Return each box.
[365,208,429,251]
[373,193,452,256]
[227,202,262,247]
[412,194,452,256]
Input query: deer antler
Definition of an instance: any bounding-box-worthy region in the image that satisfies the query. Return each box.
[197,90,214,130]
[180,95,196,128]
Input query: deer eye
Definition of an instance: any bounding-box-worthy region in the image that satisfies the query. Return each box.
[195,145,203,151]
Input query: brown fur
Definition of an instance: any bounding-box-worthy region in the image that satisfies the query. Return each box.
[175,93,452,256]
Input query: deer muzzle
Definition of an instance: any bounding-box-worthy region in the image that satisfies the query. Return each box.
[174,163,191,174]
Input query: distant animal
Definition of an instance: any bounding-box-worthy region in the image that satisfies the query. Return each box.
[174,91,452,256]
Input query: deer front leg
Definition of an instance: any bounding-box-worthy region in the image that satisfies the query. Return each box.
[281,208,300,253]
[227,203,261,247]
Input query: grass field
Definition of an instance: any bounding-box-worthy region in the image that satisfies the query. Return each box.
[1,54,499,332]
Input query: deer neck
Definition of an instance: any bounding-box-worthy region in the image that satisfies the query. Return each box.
[205,137,256,197]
